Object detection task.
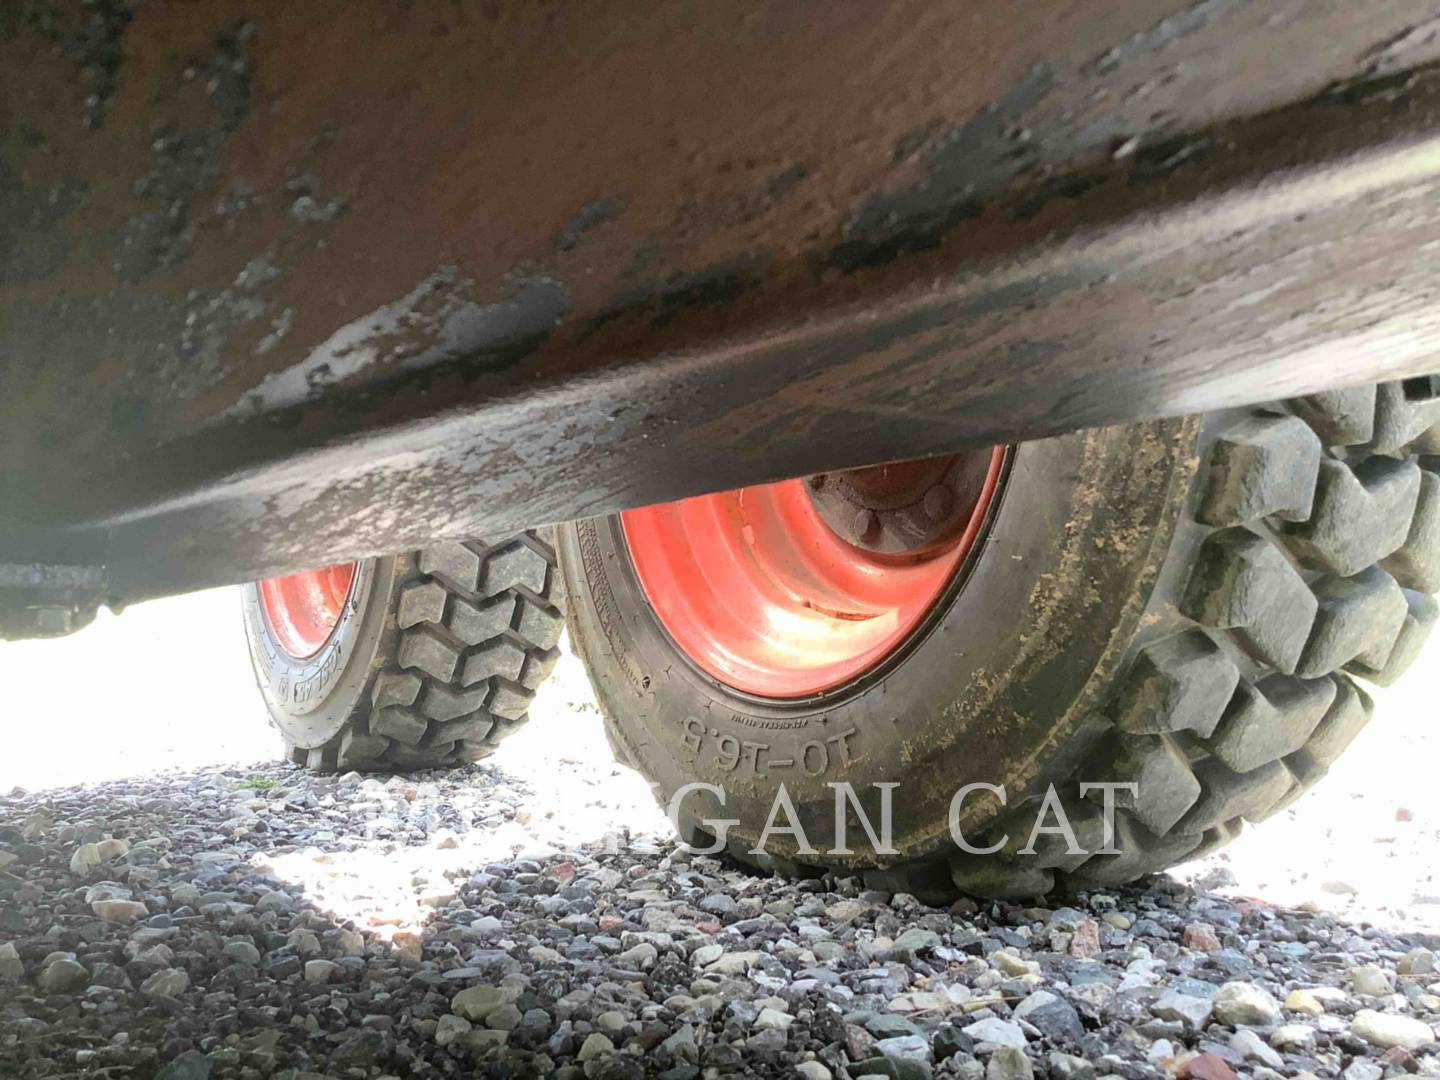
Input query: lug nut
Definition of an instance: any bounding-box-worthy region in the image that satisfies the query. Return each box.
[855,509,881,543]
[923,485,952,521]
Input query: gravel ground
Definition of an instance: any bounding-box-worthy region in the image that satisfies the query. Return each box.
[2,593,1439,1080]
[4,759,1440,1080]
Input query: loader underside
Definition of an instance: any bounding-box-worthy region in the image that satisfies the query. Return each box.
[7,3,1440,635]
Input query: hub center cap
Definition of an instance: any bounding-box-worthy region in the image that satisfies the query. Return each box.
[806,450,1001,558]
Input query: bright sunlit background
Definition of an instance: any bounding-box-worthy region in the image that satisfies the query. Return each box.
[0,587,1435,934]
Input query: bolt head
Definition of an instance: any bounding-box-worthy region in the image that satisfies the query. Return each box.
[855,509,881,542]
[923,485,953,521]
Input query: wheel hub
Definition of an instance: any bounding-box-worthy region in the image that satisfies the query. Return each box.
[806,450,999,557]
[621,447,1007,698]
[257,562,358,659]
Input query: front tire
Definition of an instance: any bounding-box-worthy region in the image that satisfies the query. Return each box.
[557,380,1440,898]
[243,534,565,772]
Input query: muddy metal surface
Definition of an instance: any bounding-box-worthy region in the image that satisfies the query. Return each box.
[9,5,1440,605]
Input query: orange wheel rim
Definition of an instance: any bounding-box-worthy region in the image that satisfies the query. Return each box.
[621,448,1007,698]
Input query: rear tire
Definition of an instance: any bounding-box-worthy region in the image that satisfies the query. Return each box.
[557,380,1440,898]
[242,533,565,772]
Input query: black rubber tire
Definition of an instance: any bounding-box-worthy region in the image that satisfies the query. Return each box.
[241,533,565,772]
[556,379,1440,899]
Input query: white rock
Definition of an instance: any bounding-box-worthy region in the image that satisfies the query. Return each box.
[1211,981,1281,1027]
[987,1047,1034,1080]
[69,844,102,876]
[705,950,763,975]
[84,882,133,904]
[471,915,503,935]
[1049,1051,1092,1080]
[595,1011,628,1038]
[994,950,1040,977]
[39,957,89,993]
[1153,990,1212,1032]
[659,1024,698,1064]
[1118,955,1166,991]
[140,969,189,997]
[874,1034,931,1062]
[0,852,17,870]
[1349,964,1392,997]
[170,884,200,907]
[131,943,174,966]
[335,929,365,957]
[0,942,23,982]
[304,960,339,985]
[796,1062,832,1080]
[1349,1008,1436,1050]
[434,1014,471,1047]
[1229,1028,1283,1069]
[484,1003,522,1031]
[1344,1061,1383,1080]
[1068,983,1114,1014]
[691,943,724,967]
[95,838,130,861]
[288,928,321,958]
[456,1028,508,1055]
[451,984,518,1022]
[576,1033,614,1061]
[825,899,873,924]
[222,940,261,966]
[616,942,658,969]
[91,899,149,925]
[255,890,295,913]
[1284,989,1324,1016]
[1270,1023,1316,1050]
[964,1018,1028,1050]
[755,1008,794,1031]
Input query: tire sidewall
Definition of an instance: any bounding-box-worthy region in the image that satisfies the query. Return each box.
[559,419,1200,866]
[241,556,396,750]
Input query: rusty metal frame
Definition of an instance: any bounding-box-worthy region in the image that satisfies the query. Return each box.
[7,3,1440,635]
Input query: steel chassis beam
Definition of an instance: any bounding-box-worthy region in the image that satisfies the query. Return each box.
[6,4,1440,633]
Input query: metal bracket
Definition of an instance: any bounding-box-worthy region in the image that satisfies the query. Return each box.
[0,564,108,641]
